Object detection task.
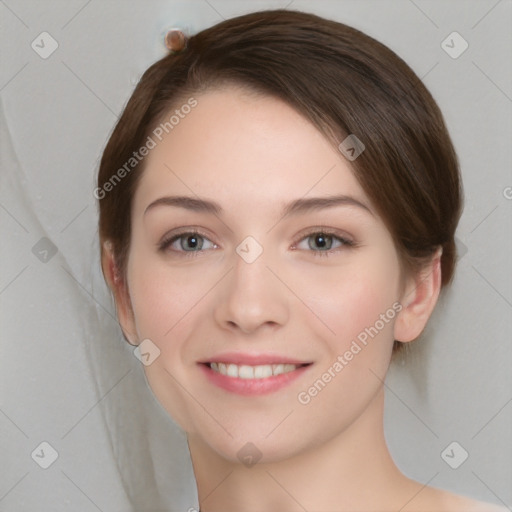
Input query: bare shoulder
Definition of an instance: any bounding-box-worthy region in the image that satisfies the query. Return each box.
[443,493,510,512]
[403,484,509,512]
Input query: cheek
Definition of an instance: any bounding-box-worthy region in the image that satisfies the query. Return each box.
[126,252,210,430]
[127,246,203,340]
[293,248,401,354]
[292,261,400,428]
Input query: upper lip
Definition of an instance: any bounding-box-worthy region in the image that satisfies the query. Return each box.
[199,352,312,366]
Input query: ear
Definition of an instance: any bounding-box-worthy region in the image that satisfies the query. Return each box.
[101,240,139,346]
[394,247,443,343]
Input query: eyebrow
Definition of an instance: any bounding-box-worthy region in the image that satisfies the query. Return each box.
[143,194,374,217]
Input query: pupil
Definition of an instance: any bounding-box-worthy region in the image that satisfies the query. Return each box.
[314,233,329,249]
[186,235,199,249]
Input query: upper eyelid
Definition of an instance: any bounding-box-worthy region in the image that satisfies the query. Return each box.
[160,229,215,248]
[292,227,353,244]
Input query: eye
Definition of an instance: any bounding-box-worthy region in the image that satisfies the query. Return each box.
[294,230,354,257]
[159,230,217,254]
[158,228,354,258]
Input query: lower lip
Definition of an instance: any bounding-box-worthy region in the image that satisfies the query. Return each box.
[198,363,311,396]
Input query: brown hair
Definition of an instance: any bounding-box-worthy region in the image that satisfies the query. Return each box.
[97,9,463,351]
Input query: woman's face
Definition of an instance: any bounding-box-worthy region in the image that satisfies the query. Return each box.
[123,86,408,463]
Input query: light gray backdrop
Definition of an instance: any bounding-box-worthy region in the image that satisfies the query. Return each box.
[1,1,511,511]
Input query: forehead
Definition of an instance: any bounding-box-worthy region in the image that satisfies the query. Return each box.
[133,86,369,215]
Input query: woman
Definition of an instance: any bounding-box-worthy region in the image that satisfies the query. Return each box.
[96,9,506,511]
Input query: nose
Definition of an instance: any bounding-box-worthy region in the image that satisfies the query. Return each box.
[213,246,289,335]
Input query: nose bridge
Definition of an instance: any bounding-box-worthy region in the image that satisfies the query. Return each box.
[214,237,288,333]
[232,244,269,295]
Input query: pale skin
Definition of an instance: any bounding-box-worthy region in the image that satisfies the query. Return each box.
[103,86,507,512]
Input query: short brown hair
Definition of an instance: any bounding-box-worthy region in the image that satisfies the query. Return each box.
[97,9,463,352]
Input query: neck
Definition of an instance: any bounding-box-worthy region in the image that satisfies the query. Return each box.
[188,388,421,512]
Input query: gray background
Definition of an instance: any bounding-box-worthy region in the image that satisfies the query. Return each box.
[1,0,511,510]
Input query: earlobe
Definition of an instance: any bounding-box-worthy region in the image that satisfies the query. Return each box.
[101,241,139,346]
[394,247,443,343]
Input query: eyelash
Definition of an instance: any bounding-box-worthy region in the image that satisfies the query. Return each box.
[158,228,356,258]
[293,229,355,257]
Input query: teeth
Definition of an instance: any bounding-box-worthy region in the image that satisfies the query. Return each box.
[254,365,271,378]
[227,364,238,377]
[209,362,299,379]
[273,364,284,375]
[238,365,254,378]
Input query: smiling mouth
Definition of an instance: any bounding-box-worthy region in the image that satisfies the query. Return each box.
[206,362,311,379]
